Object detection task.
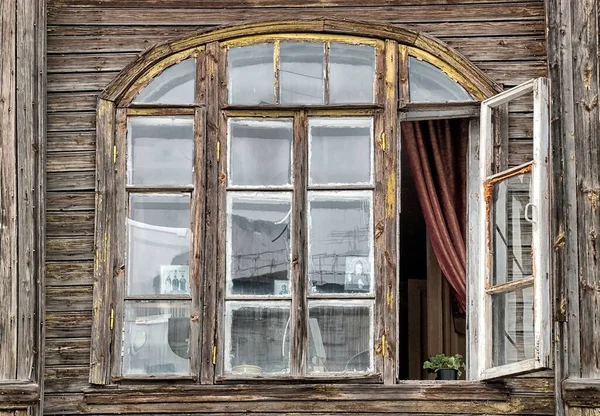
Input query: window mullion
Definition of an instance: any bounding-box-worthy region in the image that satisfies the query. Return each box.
[290,110,308,377]
[111,107,128,381]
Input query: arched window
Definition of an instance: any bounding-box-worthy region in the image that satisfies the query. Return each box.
[90,20,550,385]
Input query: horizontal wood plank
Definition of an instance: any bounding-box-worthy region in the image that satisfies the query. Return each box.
[46,285,94,311]
[47,192,95,212]
[47,4,545,26]
[47,151,95,172]
[47,171,95,192]
[46,261,94,286]
[47,212,95,237]
[45,338,91,366]
[46,237,94,260]
[47,131,95,152]
[46,311,93,338]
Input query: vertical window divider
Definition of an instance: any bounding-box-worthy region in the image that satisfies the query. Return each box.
[274,40,281,105]
[189,107,207,382]
[382,39,399,384]
[397,45,409,109]
[202,41,222,383]
[111,107,128,381]
[324,42,330,105]
[291,110,308,377]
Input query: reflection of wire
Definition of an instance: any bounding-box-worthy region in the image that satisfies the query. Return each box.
[272,224,288,243]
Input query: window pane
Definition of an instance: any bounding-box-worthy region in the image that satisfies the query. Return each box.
[225,301,290,375]
[308,192,373,295]
[492,173,533,286]
[280,42,325,104]
[229,119,293,187]
[409,57,472,102]
[123,301,190,376]
[492,286,534,367]
[227,193,292,296]
[309,118,373,185]
[308,301,373,375]
[329,43,375,104]
[134,59,195,104]
[127,194,190,296]
[128,117,194,185]
[228,43,274,105]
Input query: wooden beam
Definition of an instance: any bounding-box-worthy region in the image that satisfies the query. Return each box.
[0,0,18,381]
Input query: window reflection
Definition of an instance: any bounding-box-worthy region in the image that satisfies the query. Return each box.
[227,193,292,296]
[228,43,275,105]
[134,59,196,105]
[409,57,472,102]
[280,42,325,104]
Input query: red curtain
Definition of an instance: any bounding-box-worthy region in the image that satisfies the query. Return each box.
[401,119,468,310]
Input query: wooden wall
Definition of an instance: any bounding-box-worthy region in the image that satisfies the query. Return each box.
[547,0,600,414]
[44,0,553,414]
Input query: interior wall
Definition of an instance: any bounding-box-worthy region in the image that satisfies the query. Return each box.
[44,0,552,414]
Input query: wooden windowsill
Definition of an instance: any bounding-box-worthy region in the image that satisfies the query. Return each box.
[563,378,600,405]
[82,380,509,404]
[0,381,40,405]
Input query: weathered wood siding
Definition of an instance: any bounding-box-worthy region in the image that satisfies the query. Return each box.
[45,0,552,414]
[0,0,45,412]
[547,0,600,413]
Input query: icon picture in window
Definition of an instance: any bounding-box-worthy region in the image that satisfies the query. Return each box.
[344,257,370,292]
[274,280,290,295]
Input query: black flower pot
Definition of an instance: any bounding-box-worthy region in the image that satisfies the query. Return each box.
[435,369,458,380]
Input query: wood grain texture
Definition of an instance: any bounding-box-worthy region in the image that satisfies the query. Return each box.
[0,0,18,381]
[43,1,553,414]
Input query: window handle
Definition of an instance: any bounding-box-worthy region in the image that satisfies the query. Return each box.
[524,202,535,223]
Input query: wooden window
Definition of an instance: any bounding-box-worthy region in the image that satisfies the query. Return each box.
[469,78,551,380]
[216,36,392,381]
[91,22,546,386]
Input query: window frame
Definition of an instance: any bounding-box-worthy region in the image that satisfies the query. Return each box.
[89,20,517,387]
[470,78,551,380]
[213,36,396,382]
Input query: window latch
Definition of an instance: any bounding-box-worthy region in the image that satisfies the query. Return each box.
[524,202,536,223]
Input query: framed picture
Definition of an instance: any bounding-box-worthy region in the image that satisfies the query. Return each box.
[344,257,370,292]
[160,265,189,294]
[273,280,290,295]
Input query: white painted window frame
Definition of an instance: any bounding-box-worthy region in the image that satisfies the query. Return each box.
[469,78,551,380]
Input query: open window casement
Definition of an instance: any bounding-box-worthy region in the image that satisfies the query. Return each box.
[472,78,551,380]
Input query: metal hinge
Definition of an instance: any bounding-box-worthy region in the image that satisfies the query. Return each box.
[212,345,217,365]
[381,334,386,357]
[110,308,114,330]
[113,145,118,164]
[380,132,386,152]
[216,141,221,162]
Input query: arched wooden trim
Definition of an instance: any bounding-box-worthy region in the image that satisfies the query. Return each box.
[101,19,501,105]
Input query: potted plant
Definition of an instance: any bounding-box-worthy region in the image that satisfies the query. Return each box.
[423,353,464,380]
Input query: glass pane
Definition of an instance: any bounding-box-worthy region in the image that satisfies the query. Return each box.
[329,43,375,104]
[128,117,194,185]
[308,301,373,374]
[122,301,190,376]
[228,43,274,105]
[409,57,472,102]
[492,173,532,286]
[492,286,534,367]
[309,118,373,185]
[127,194,190,295]
[280,42,325,104]
[134,59,195,104]
[228,193,292,296]
[308,192,373,295]
[229,119,293,187]
[225,301,290,375]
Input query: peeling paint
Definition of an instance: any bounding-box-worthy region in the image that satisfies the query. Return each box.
[554,232,566,251]
[386,175,395,218]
